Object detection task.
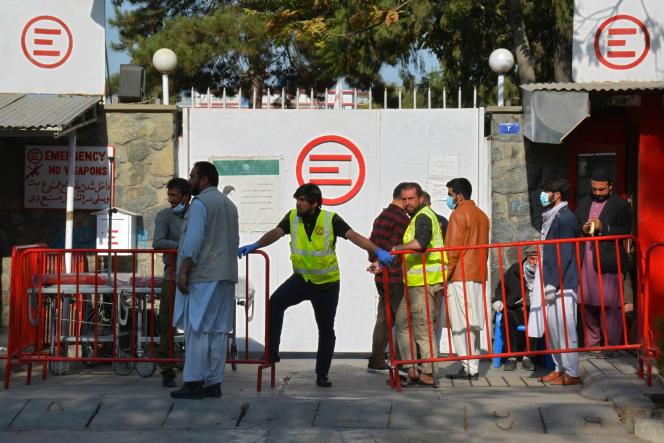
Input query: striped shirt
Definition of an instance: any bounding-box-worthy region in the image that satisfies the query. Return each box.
[369,203,410,283]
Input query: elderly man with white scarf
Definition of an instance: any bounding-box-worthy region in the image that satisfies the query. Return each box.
[528,176,581,386]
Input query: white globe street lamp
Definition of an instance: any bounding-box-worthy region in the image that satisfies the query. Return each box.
[152,48,178,105]
[489,48,515,106]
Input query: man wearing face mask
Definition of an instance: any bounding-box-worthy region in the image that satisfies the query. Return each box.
[153,177,191,388]
[574,169,632,352]
[444,178,490,380]
[531,176,581,386]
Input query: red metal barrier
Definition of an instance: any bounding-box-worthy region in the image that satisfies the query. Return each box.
[4,248,274,391]
[383,235,650,391]
[642,242,664,386]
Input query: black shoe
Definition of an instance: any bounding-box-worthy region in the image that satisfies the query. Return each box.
[162,375,176,388]
[170,381,204,399]
[446,368,479,380]
[521,357,536,371]
[316,375,332,387]
[203,383,222,398]
[503,358,517,371]
[367,363,389,374]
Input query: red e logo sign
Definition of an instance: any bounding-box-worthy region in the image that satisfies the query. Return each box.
[296,135,366,206]
[594,15,650,70]
[21,15,74,69]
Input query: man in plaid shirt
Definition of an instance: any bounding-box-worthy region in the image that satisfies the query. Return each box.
[367,182,410,372]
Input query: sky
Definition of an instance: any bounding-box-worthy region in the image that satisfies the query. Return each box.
[104,0,439,85]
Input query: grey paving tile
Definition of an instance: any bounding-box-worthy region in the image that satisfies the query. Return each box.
[88,398,172,429]
[314,399,390,428]
[9,398,100,430]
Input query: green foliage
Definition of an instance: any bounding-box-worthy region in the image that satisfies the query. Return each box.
[110,0,573,105]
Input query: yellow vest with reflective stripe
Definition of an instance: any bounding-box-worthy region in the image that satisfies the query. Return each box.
[403,206,447,287]
[289,209,340,285]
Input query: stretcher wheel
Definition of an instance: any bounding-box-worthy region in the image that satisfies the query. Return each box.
[49,360,69,376]
[136,360,157,378]
[82,344,100,368]
[112,351,135,376]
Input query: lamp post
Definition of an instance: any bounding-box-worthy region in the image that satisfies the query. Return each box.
[152,48,178,105]
[489,48,515,106]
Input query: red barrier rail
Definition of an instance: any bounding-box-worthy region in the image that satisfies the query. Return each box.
[4,248,274,391]
[642,242,664,386]
[382,235,651,391]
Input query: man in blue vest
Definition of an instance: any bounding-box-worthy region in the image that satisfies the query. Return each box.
[238,184,394,387]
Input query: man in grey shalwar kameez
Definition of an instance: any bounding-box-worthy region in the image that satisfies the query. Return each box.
[171,161,239,399]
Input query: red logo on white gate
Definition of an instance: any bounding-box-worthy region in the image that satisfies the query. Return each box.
[296,135,366,206]
[594,14,650,70]
[21,15,74,69]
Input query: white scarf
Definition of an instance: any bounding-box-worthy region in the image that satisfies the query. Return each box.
[541,201,568,240]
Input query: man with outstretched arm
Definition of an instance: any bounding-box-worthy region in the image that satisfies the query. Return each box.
[238,183,394,387]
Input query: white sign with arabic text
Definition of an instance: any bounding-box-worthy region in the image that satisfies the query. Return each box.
[25,145,111,210]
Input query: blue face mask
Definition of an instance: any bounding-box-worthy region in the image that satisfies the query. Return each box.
[540,192,551,207]
[172,202,185,215]
[446,196,457,210]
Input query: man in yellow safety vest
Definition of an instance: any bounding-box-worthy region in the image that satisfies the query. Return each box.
[238,184,394,387]
[392,182,446,386]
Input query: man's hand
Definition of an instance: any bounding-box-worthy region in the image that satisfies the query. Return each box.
[624,303,634,313]
[492,300,504,313]
[176,270,189,294]
[366,261,382,275]
[544,284,557,303]
[375,248,394,267]
[238,242,260,258]
[588,218,602,233]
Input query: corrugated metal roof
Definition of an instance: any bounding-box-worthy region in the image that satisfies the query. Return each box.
[0,94,100,135]
[520,81,664,92]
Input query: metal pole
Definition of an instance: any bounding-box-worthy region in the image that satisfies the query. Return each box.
[398,88,402,109]
[353,88,357,110]
[106,146,115,281]
[162,74,169,105]
[238,87,242,109]
[473,87,477,108]
[64,132,77,272]
[498,74,505,106]
[253,87,257,109]
[413,87,417,109]
[384,88,387,109]
[428,87,431,109]
[267,87,271,109]
[369,88,372,110]
[222,87,227,108]
[311,88,314,109]
[443,88,447,109]
[207,87,211,108]
[191,87,195,108]
[281,88,285,109]
[296,88,299,109]
[458,87,461,108]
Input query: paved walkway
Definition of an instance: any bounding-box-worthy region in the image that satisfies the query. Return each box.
[1,352,661,442]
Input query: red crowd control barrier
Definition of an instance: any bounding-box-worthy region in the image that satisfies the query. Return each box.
[382,235,652,391]
[642,242,664,386]
[4,248,274,391]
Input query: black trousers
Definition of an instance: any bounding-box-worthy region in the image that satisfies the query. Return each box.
[269,274,340,377]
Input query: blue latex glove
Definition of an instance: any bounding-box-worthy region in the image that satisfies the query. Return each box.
[375,248,394,267]
[238,242,260,258]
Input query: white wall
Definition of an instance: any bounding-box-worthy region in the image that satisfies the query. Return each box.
[183,108,489,353]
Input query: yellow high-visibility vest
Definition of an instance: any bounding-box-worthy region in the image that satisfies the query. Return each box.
[402,206,446,287]
[289,209,340,284]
